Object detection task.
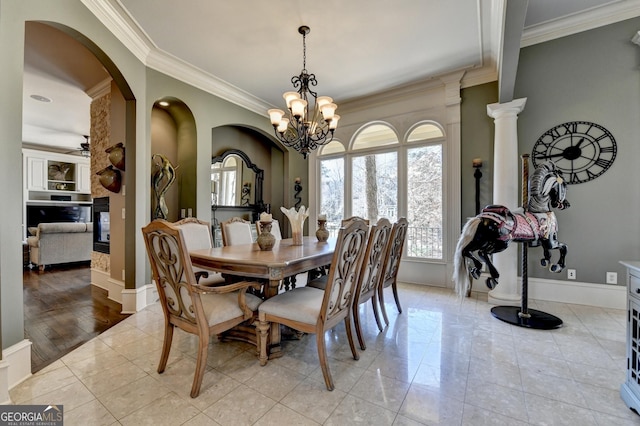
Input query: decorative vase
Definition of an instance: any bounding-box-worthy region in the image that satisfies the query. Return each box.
[281,206,309,246]
[316,219,329,242]
[257,221,276,251]
[106,142,125,170]
[96,165,122,193]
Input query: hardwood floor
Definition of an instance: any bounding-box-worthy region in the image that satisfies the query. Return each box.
[23,262,130,373]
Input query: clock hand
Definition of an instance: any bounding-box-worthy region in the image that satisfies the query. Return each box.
[575,137,585,148]
[534,153,565,159]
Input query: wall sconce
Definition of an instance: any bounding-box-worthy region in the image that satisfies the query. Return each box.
[294,177,302,208]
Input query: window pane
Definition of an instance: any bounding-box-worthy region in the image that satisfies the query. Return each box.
[351,152,397,222]
[407,144,442,259]
[319,157,344,234]
[352,124,398,150]
[407,123,443,142]
[319,140,345,155]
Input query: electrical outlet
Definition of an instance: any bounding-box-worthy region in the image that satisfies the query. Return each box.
[606,272,617,284]
[567,269,576,280]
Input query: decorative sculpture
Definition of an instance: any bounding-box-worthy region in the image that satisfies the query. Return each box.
[293,177,302,208]
[453,159,570,298]
[241,182,251,206]
[152,153,176,220]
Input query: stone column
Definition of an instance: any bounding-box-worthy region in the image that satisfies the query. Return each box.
[486,98,527,305]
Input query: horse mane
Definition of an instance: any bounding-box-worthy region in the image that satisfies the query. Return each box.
[528,162,559,213]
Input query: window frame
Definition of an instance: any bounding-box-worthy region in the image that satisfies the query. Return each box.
[316,120,447,262]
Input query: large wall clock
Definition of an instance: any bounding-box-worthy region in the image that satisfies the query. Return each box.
[532,120,617,184]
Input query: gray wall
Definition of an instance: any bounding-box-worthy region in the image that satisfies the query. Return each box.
[460,82,498,221]
[514,17,640,284]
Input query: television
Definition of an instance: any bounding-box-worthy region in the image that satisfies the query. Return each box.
[26,205,92,232]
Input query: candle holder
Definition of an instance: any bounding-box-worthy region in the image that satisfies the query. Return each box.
[316,219,329,242]
[257,221,276,251]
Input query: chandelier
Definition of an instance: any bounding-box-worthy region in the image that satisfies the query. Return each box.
[268,26,339,159]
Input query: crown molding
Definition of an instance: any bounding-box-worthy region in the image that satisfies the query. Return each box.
[86,77,113,99]
[521,0,640,47]
[81,0,152,62]
[145,50,271,115]
[83,0,270,116]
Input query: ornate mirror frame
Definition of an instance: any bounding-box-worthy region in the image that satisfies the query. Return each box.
[211,149,264,208]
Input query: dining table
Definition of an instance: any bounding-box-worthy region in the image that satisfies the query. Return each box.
[189,235,335,357]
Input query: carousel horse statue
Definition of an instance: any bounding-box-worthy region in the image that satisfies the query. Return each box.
[152,153,177,220]
[453,161,570,297]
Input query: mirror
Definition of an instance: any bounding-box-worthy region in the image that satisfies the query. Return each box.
[211,149,264,208]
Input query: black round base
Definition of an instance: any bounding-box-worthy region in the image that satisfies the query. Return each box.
[491,306,563,329]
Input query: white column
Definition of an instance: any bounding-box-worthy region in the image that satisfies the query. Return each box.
[486,98,527,305]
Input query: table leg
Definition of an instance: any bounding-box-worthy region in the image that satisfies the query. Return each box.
[266,278,283,359]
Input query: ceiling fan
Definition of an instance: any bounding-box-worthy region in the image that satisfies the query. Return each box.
[65,135,91,157]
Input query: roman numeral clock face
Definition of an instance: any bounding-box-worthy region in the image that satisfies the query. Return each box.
[532,121,617,184]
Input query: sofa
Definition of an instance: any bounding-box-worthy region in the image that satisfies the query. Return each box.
[27,222,93,270]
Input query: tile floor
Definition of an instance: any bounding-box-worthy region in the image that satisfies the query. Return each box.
[10,283,639,425]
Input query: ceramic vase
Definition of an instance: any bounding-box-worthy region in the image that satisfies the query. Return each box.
[316,219,329,242]
[96,165,122,193]
[106,142,125,170]
[257,221,276,251]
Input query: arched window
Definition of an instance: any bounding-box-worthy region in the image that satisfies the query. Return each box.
[317,120,445,260]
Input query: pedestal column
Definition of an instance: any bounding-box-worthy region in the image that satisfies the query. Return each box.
[486,98,527,305]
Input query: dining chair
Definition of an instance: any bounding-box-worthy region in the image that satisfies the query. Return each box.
[351,217,392,349]
[173,217,226,286]
[306,216,372,291]
[342,216,370,226]
[256,219,282,240]
[257,220,369,391]
[378,217,409,326]
[142,219,262,398]
[220,217,253,246]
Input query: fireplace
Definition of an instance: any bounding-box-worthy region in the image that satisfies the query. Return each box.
[93,197,110,253]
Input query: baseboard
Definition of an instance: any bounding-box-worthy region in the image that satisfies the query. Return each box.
[0,339,33,404]
[121,283,158,314]
[91,269,158,313]
[470,275,626,309]
[90,268,124,304]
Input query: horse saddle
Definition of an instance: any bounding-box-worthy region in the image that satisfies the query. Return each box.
[480,205,549,243]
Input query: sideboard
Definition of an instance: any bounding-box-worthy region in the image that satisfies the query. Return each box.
[620,260,640,416]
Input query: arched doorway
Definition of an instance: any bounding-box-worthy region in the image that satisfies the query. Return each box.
[22,21,136,372]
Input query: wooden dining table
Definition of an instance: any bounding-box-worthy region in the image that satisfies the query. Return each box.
[189,236,335,357]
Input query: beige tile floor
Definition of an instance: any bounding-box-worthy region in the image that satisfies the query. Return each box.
[10,283,639,425]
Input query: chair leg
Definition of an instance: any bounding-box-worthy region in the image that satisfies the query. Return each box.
[191,332,210,398]
[353,304,366,350]
[392,281,402,314]
[158,322,174,374]
[371,296,384,332]
[378,284,390,326]
[344,316,360,361]
[258,320,270,366]
[316,332,335,391]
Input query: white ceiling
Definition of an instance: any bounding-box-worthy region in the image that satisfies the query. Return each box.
[22,0,640,152]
